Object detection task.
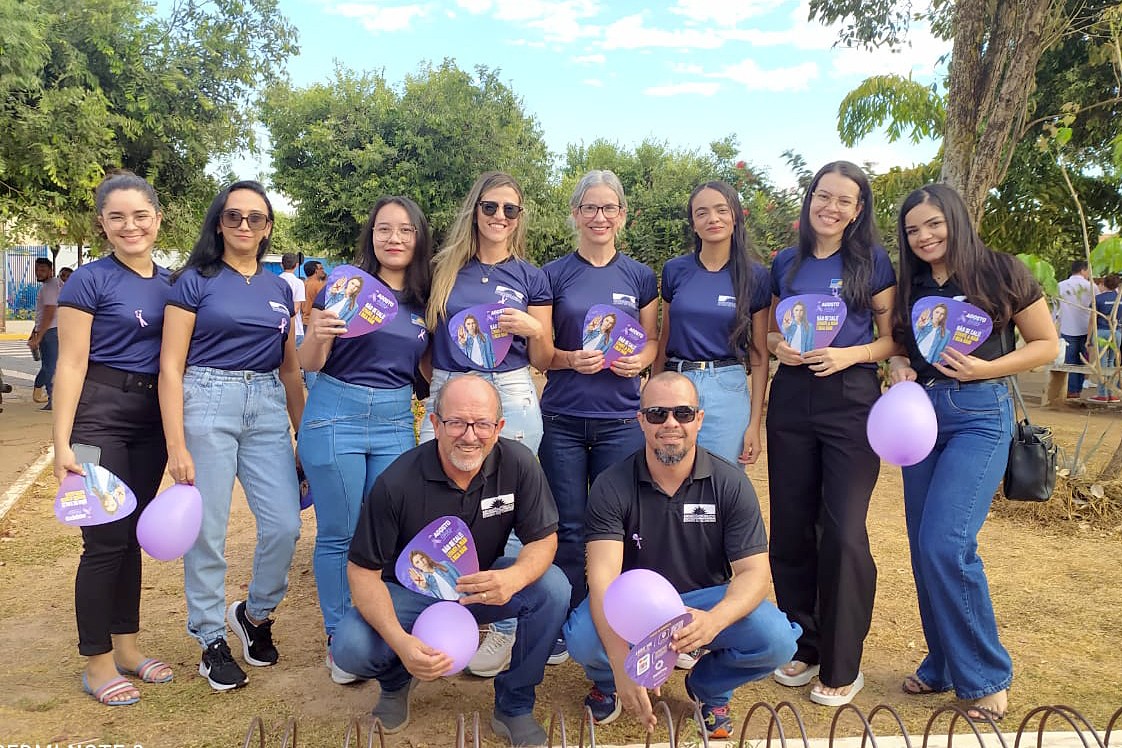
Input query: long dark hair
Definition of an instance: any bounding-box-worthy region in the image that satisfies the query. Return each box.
[687,180,760,358]
[356,196,433,308]
[893,183,1037,342]
[173,180,274,281]
[786,161,879,311]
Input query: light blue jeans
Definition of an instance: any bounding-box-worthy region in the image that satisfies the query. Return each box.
[564,584,799,706]
[902,380,1014,700]
[297,375,415,638]
[669,362,750,465]
[182,366,302,647]
[1096,330,1121,397]
[419,367,542,453]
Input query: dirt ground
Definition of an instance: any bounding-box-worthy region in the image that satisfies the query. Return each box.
[0,401,1119,748]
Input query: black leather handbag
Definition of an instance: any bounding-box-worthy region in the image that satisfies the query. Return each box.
[1003,376,1057,502]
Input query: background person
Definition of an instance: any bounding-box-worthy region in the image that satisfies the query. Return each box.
[278,253,306,345]
[888,183,1057,722]
[1056,260,1094,399]
[298,196,432,684]
[52,171,173,706]
[29,257,61,410]
[1090,273,1121,402]
[160,180,304,691]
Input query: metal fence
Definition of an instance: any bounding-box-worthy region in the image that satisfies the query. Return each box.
[5,246,49,315]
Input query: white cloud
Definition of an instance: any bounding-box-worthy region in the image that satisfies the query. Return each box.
[710,58,818,92]
[602,13,728,50]
[456,0,492,12]
[573,53,606,64]
[644,81,721,97]
[668,0,788,26]
[329,3,428,32]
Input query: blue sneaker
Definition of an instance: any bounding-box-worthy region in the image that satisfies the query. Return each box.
[685,673,733,739]
[547,637,569,665]
[584,687,622,725]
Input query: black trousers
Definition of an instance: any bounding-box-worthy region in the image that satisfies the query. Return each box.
[72,366,167,656]
[765,364,880,687]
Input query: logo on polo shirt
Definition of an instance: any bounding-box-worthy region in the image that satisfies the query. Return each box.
[482,493,515,518]
[269,301,289,314]
[611,292,638,311]
[683,503,716,523]
[494,285,525,306]
[717,295,736,308]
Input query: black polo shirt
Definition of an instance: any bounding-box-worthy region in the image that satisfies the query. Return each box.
[906,262,1041,382]
[585,447,768,594]
[349,438,559,585]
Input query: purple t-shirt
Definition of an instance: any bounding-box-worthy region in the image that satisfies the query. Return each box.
[661,253,771,361]
[169,265,294,372]
[541,251,658,417]
[315,287,428,390]
[770,245,895,359]
[58,255,172,374]
[430,257,552,373]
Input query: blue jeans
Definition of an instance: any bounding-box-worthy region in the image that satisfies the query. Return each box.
[563,585,799,706]
[1096,330,1121,397]
[419,367,542,452]
[331,558,570,716]
[672,362,749,465]
[182,366,302,647]
[298,375,415,638]
[902,380,1014,700]
[34,327,59,400]
[540,414,644,609]
[1062,333,1088,393]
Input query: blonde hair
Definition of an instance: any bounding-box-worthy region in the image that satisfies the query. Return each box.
[427,172,528,328]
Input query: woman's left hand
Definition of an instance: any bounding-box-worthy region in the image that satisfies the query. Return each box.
[496,308,542,339]
[934,348,993,381]
[739,428,761,465]
[802,346,860,377]
[609,354,644,378]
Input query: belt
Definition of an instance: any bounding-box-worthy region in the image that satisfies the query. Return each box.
[666,358,742,372]
[85,363,158,392]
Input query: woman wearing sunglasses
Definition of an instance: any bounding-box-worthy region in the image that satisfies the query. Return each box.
[765,161,897,707]
[421,171,554,678]
[298,196,433,684]
[653,180,771,466]
[160,180,304,692]
[541,169,659,664]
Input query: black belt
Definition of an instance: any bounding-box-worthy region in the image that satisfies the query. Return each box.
[666,358,742,372]
[85,363,158,392]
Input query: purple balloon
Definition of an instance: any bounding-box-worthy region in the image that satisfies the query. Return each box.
[137,484,203,561]
[411,601,479,675]
[866,381,938,466]
[603,569,686,644]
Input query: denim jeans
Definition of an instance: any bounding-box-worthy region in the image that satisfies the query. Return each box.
[34,327,59,400]
[1062,333,1087,393]
[902,379,1014,700]
[298,375,415,638]
[1095,330,1122,397]
[539,414,644,609]
[419,367,542,452]
[564,585,799,706]
[331,558,570,716]
[671,362,750,465]
[182,366,302,647]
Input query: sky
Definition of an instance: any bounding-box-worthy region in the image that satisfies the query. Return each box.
[242,0,950,199]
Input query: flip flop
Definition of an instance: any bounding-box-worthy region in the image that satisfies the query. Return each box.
[902,673,942,695]
[773,661,820,687]
[116,658,174,684]
[809,672,865,707]
[82,672,140,706]
[966,703,1006,722]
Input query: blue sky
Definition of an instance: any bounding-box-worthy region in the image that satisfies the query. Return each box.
[247,0,949,198]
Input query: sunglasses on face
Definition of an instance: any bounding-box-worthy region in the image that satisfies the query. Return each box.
[639,405,699,424]
[220,209,270,230]
[478,201,524,220]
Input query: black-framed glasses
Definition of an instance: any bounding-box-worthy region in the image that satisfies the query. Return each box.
[220,209,270,230]
[577,203,622,218]
[639,405,699,425]
[436,417,499,438]
[478,201,524,220]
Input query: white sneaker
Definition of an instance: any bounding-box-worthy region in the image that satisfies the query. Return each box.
[675,648,705,669]
[466,626,515,677]
[325,651,361,685]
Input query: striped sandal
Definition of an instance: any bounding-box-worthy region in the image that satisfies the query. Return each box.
[116,658,174,683]
[82,673,140,706]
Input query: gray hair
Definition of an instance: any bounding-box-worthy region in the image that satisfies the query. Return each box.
[432,373,504,420]
[569,169,628,212]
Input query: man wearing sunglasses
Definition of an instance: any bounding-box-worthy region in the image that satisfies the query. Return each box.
[563,372,799,739]
[331,374,570,747]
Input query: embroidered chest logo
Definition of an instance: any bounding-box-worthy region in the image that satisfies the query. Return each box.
[410,313,427,341]
[269,301,290,315]
[829,278,843,298]
[632,533,643,549]
[278,317,288,335]
[495,285,525,306]
[611,292,638,311]
[717,295,736,308]
[134,310,149,327]
[481,493,515,519]
[683,503,716,523]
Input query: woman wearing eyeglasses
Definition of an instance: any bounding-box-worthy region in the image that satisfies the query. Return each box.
[160,180,304,692]
[541,169,659,663]
[765,161,897,707]
[298,196,433,684]
[653,180,771,466]
[52,171,173,706]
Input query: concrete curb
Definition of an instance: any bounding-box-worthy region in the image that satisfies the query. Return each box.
[0,446,53,521]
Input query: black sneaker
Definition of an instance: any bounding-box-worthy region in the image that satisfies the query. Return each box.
[372,679,416,733]
[199,637,248,691]
[546,637,569,665]
[227,600,278,666]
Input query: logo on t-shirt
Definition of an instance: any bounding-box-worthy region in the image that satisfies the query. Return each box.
[683,503,716,523]
[717,295,736,308]
[410,313,427,340]
[481,493,515,519]
[269,301,289,315]
[829,278,843,297]
[494,285,525,306]
[134,309,149,328]
[611,292,638,311]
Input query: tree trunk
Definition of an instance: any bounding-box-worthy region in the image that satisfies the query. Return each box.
[941,0,1058,225]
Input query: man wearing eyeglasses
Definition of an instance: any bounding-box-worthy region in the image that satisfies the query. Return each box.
[563,372,799,739]
[332,374,570,747]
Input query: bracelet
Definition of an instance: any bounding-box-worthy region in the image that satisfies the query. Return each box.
[864,344,873,362]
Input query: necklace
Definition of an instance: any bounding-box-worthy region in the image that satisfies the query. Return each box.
[479,255,509,284]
